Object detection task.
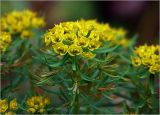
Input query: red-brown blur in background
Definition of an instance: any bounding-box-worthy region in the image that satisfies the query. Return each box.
[1,1,159,45]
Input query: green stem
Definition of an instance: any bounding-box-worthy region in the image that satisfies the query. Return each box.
[149,74,154,94]
[149,74,157,113]
[70,77,80,114]
[69,56,80,114]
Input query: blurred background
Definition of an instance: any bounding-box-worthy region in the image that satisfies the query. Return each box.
[1,1,159,45]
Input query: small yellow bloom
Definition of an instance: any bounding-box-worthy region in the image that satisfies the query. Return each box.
[50,24,64,34]
[34,105,39,109]
[131,45,160,74]
[0,99,8,113]
[44,32,53,46]
[9,98,18,111]
[27,108,36,114]
[149,64,160,74]
[119,38,129,47]
[68,44,83,56]
[78,28,88,37]
[82,52,96,59]
[44,19,130,56]
[76,36,89,47]
[32,17,46,28]
[116,28,127,38]
[89,30,100,40]
[64,33,77,44]
[26,96,50,114]
[0,31,12,53]
[53,43,68,55]
[1,10,45,38]
[51,33,63,44]
[131,57,141,67]
[20,30,33,39]
[4,111,16,115]
[44,98,50,105]
[141,56,151,66]
[88,39,101,51]
[39,108,45,113]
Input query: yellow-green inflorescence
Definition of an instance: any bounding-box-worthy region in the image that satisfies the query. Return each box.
[0,31,12,53]
[1,10,45,39]
[26,96,50,114]
[0,98,18,115]
[131,44,160,74]
[44,19,129,59]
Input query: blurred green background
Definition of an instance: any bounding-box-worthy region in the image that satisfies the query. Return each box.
[1,1,159,45]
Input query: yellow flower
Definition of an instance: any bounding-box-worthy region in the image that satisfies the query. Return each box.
[44,32,53,46]
[44,98,49,105]
[149,64,160,74]
[89,30,100,40]
[0,31,11,43]
[53,42,68,55]
[0,99,8,113]
[76,36,89,47]
[20,30,33,39]
[26,96,50,114]
[27,108,36,114]
[131,45,160,74]
[51,33,63,44]
[39,108,45,113]
[0,31,11,53]
[1,10,45,38]
[141,57,151,66]
[116,28,127,38]
[9,99,18,111]
[4,111,16,115]
[131,57,141,67]
[119,38,129,47]
[82,52,96,59]
[50,24,64,34]
[78,28,89,37]
[68,44,83,56]
[64,33,77,45]
[32,17,46,28]
[88,39,101,51]
[44,20,129,56]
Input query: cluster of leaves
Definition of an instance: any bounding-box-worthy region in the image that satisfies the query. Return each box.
[0,10,159,114]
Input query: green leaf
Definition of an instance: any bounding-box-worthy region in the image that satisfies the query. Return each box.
[129,34,138,47]
[119,54,132,64]
[136,99,145,108]
[123,101,128,114]
[92,45,119,54]
[92,57,106,63]
[72,56,77,71]
[80,93,100,111]
[102,92,113,101]
[76,65,95,82]
[46,54,68,68]
[39,86,61,95]
[149,75,154,94]
[91,69,99,78]
[12,38,25,48]
[36,75,55,86]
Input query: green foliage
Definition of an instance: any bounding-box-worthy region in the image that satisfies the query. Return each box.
[1,18,159,115]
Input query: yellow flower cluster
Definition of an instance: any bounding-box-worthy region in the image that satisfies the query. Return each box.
[0,98,18,114]
[0,31,12,53]
[1,10,45,38]
[105,28,129,47]
[26,96,50,114]
[131,44,160,74]
[44,20,129,59]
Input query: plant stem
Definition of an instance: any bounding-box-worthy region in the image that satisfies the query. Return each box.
[70,77,80,114]
[70,56,80,114]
